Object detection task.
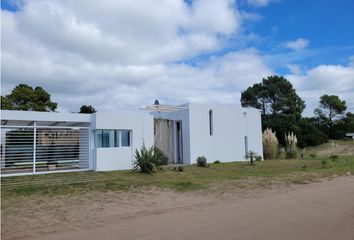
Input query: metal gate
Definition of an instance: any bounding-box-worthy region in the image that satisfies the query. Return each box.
[1,124,91,176]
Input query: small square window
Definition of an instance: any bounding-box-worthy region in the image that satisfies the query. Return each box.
[95,130,118,148]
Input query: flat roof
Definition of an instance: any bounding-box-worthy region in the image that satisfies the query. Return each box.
[0,110,91,127]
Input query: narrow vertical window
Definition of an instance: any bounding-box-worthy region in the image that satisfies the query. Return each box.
[244,136,248,158]
[95,130,103,148]
[121,130,131,147]
[209,109,213,136]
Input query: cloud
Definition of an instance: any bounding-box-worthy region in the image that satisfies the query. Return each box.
[349,55,354,67]
[4,0,240,65]
[286,64,302,75]
[2,0,352,118]
[287,64,354,115]
[285,38,309,51]
[246,0,273,7]
[2,0,274,112]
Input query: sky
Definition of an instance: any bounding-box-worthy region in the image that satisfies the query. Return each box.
[1,0,354,115]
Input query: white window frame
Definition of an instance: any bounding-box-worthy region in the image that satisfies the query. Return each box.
[95,129,131,148]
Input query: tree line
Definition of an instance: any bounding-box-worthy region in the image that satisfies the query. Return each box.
[241,75,353,148]
[1,84,96,114]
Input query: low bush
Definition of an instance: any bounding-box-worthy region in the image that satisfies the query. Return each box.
[214,160,221,164]
[177,166,184,172]
[309,153,317,159]
[321,160,327,168]
[197,156,208,167]
[286,149,297,159]
[247,151,259,165]
[329,155,339,161]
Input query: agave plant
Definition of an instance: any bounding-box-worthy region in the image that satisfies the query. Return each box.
[133,145,164,174]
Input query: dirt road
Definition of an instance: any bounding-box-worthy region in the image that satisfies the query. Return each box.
[5,176,354,240]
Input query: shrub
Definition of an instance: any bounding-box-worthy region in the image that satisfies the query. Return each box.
[197,156,208,167]
[154,147,169,165]
[262,128,278,159]
[177,166,184,172]
[133,145,164,174]
[247,151,259,165]
[286,148,297,159]
[329,155,339,161]
[255,155,262,161]
[309,153,317,159]
[321,160,327,167]
[297,118,328,148]
[214,160,221,164]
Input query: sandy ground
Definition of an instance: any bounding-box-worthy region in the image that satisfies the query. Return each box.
[2,176,354,240]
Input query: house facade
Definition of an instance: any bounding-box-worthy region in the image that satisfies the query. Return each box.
[0,103,263,176]
[152,103,263,165]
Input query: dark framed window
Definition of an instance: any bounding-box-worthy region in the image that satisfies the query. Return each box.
[120,130,131,147]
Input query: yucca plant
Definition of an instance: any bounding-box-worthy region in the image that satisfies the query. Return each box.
[262,128,278,159]
[247,151,258,165]
[133,145,164,174]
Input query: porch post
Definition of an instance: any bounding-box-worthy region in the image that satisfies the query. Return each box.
[33,121,37,173]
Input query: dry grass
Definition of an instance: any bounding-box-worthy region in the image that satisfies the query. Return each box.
[305,140,354,157]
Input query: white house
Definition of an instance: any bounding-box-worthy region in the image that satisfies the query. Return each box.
[151,103,263,165]
[346,133,354,139]
[0,103,263,176]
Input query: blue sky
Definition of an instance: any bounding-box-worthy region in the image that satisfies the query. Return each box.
[242,0,354,68]
[1,0,354,114]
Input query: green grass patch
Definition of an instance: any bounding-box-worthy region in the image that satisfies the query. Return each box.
[2,156,354,198]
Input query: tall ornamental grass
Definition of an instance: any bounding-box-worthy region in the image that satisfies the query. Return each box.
[285,132,298,159]
[262,128,278,159]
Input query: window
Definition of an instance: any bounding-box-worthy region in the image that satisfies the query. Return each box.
[95,130,131,148]
[121,130,131,147]
[209,109,213,136]
[95,130,103,148]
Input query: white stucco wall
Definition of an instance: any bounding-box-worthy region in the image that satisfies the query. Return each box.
[91,111,154,171]
[188,103,263,164]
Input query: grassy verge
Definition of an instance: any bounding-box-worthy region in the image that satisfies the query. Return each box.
[2,155,354,198]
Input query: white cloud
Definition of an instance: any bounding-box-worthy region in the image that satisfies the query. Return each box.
[287,64,354,115]
[2,0,274,112]
[349,55,354,67]
[2,0,352,117]
[286,64,302,75]
[5,0,240,65]
[285,38,309,51]
[246,0,272,7]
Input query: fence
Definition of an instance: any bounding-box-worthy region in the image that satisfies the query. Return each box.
[1,124,91,176]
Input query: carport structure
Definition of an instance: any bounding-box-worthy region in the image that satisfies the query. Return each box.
[0,110,91,176]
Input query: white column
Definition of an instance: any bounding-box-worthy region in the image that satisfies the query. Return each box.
[33,122,37,173]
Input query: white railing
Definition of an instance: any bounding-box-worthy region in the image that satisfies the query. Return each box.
[0,124,91,176]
